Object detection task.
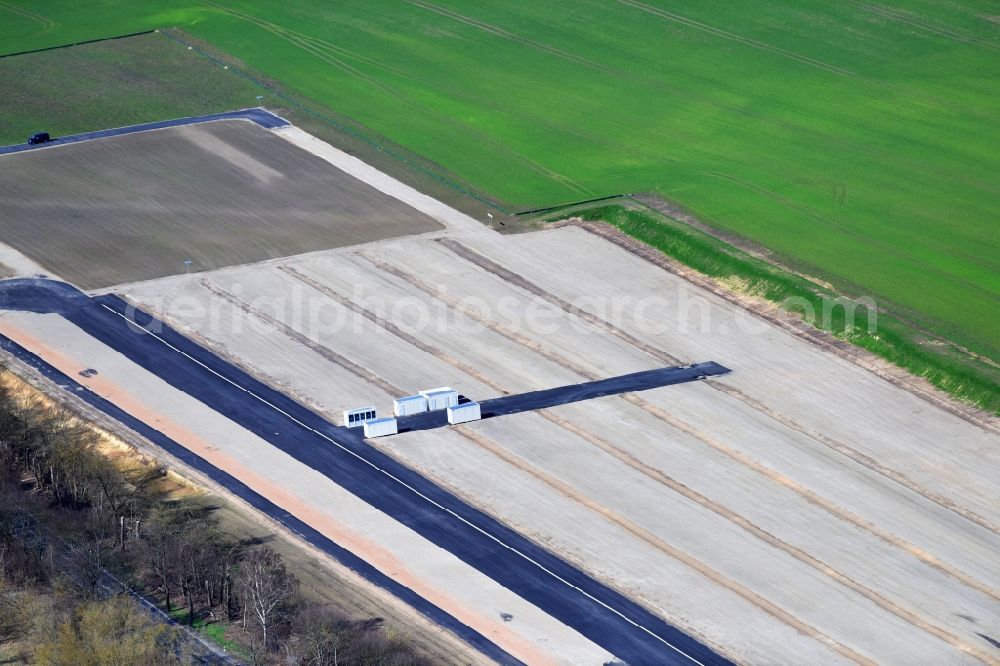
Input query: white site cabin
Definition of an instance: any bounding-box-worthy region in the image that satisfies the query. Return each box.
[419,387,459,411]
[364,416,398,438]
[447,401,481,425]
[343,406,377,428]
[393,394,428,416]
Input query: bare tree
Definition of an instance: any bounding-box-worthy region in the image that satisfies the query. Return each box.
[136,508,180,613]
[237,547,296,650]
[65,536,109,599]
[293,604,350,666]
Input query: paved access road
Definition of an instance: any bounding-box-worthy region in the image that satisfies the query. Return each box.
[397,363,730,433]
[0,278,733,666]
[0,108,288,156]
[0,329,515,666]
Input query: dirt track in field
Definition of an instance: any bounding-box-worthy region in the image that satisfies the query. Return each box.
[0,120,441,289]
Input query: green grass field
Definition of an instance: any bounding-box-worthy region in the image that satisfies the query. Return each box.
[0,33,263,143]
[1,1,998,367]
[569,203,999,413]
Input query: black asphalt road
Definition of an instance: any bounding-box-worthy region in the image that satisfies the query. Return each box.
[0,108,288,156]
[0,278,733,666]
[397,363,729,432]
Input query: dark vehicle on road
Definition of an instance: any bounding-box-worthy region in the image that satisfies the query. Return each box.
[28,132,51,145]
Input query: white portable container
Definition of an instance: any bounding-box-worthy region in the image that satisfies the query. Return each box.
[447,401,481,425]
[393,394,428,417]
[363,417,398,438]
[343,406,377,428]
[419,387,459,411]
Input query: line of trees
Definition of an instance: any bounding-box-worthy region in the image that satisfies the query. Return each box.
[0,370,431,665]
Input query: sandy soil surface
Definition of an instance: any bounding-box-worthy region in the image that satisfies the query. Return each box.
[274,126,485,235]
[0,242,47,279]
[0,364,492,666]
[120,222,1000,665]
[0,310,614,666]
[4,120,998,665]
[0,362,490,666]
[0,120,442,289]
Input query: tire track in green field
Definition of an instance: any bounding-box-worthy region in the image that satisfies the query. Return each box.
[0,1,54,32]
[286,5,858,167]
[198,2,592,195]
[198,0,992,249]
[203,0,885,206]
[405,0,889,171]
[407,0,619,76]
[420,0,987,137]
[386,0,888,193]
[849,2,1000,51]
[199,0,398,96]
[647,167,1000,307]
[616,0,993,121]
[286,37,679,176]
[205,13,640,167]
[279,33,667,165]
[198,0,593,196]
[616,0,861,78]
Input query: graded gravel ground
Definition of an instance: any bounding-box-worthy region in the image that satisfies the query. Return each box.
[0,310,610,666]
[0,119,442,289]
[3,120,998,664]
[120,222,1000,665]
[4,1,998,360]
[0,370,482,666]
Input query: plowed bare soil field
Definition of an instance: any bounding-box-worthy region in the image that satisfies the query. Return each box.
[0,119,441,288]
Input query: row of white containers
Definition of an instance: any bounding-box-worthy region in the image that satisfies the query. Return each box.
[394,387,459,415]
[347,387,481,439]
[396,387,482,424]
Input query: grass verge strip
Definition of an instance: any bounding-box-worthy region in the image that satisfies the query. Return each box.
[561,205,999,416]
